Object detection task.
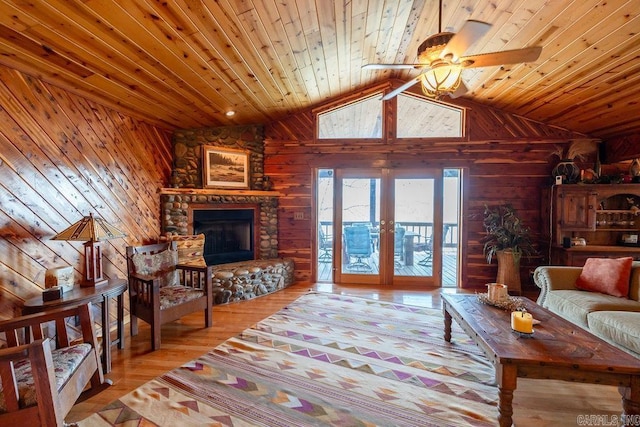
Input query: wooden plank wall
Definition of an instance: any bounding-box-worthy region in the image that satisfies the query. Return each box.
[0,64,172,321]
[264,93,589,291]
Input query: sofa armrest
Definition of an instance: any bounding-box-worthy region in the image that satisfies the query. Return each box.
[533,266,583,307]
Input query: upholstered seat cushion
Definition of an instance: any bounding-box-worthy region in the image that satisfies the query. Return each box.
[544,289,640,328]
[0,343,91,411]
[588,311,640,356]
[159,285,205,310]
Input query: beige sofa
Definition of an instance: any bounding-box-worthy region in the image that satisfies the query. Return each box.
[533,262,640,357]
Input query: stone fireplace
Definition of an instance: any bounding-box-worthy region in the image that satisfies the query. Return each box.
[160,192,279,260]
[162,124,279,260]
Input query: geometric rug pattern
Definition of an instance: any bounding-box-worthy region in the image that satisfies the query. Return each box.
[79,292,499,426]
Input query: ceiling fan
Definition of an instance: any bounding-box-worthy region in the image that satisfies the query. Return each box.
[363,0,542,100]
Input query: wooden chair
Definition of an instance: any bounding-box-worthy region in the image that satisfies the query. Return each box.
[126,241,213,351]
[0,302,107,426]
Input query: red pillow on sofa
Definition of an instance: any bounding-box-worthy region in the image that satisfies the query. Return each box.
[575,257,633,297]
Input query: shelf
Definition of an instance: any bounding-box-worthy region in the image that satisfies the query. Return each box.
[159,188,281,197]
[597,209,639,214]
[595,228,639,232]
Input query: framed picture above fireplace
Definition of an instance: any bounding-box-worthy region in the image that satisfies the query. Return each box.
[202,146,249,189]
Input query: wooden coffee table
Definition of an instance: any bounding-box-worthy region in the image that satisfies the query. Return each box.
[441,293,640,427]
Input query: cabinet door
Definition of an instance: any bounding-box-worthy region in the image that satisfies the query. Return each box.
[558,188,597,230]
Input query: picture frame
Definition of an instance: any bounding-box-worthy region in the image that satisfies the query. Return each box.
[202,146,249,189]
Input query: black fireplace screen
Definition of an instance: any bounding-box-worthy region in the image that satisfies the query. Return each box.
[193,209,254,264]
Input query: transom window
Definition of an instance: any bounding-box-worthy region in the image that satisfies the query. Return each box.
[396,93,463,138]
[316,91,464,139]
[317,94,383,139]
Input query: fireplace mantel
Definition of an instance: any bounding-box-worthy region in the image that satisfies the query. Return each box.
[159,188,281,197]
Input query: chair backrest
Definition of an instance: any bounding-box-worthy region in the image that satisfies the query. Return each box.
[126,241,178,287]
[344,225,372,256]
[394,227,406,256]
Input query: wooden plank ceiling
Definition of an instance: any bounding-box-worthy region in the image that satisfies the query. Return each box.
[0,0,638,143]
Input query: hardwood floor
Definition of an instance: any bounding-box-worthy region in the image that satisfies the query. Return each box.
[68,282,623,426]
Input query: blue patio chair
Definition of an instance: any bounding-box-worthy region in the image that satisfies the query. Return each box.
[344,225,373,271]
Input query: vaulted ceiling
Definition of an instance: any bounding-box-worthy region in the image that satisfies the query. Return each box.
[0,0,638,144]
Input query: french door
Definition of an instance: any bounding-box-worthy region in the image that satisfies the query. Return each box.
[333,168,442,286]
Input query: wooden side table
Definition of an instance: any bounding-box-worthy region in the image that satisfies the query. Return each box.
[23,278,127,374]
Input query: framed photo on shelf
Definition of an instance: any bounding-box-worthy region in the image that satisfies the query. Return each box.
[202,146,249,189]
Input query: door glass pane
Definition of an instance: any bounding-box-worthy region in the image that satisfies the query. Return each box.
[394,178,434,277]
[443,169,461,287]
[317,169,334,282]
[341,178,380,275]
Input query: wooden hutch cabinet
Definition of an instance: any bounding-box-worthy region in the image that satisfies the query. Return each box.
[542,184,640,266]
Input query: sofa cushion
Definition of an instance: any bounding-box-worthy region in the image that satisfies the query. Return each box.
[544,290,640,328]
[575,257,633,297]
[587,311,640,356]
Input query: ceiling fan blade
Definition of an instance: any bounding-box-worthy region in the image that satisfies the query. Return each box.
[441,20,492,60]
[381,75,422,101]
[363,64,424,70]
[460,46,542,68]
[449,81,469,98]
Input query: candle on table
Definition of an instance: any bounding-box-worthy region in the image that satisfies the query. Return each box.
[511,310,533,334]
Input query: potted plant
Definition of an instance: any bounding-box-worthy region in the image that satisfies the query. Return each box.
[481,204,537,294]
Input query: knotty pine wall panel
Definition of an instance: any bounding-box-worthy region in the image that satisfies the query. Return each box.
[0,65,172,321]
[264,99,586,291]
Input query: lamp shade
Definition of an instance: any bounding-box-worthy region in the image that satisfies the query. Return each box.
[52,213,126,287]
[52,213,126,242]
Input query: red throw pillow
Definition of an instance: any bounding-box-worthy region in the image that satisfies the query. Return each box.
[575,257,633,297]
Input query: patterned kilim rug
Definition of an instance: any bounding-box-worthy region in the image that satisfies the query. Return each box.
[80,292,500,426]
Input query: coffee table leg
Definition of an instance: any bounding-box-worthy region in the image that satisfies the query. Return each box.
[620,376,640,419]
[496,363,516,427]
[443,305,452,342]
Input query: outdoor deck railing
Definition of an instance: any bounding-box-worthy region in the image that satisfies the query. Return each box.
[319,221,458,248]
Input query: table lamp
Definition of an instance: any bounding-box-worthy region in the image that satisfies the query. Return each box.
[52,213,126,287]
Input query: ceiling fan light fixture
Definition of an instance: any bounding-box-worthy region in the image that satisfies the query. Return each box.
[421,64,462,98]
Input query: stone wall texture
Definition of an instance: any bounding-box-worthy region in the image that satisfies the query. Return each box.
[171,125,266,190]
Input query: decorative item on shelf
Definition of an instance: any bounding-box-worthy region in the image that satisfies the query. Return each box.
[571,236,587,246]
[42,286,63,301]
[549,139,599,184]
[262,175,273,191]
[511,308,533,334]
[45,265,74,293]
[51,213,126,287]
[630,159,640,179]
[552,160,580,183]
